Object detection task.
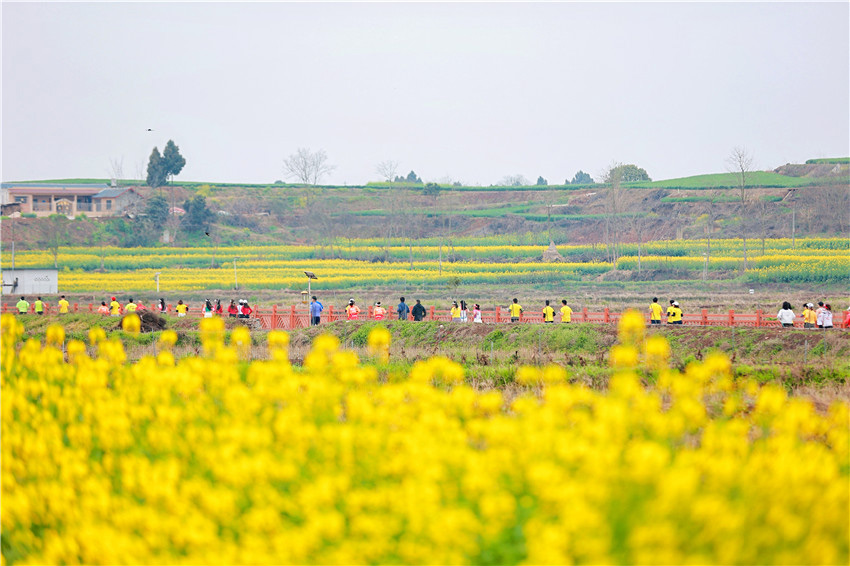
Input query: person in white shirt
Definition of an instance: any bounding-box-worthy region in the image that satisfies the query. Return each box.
[776,301,796,328]
[818,304,833,329]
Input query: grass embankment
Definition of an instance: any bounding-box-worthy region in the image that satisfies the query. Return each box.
[12,165,847,193]
[19,315,848,402]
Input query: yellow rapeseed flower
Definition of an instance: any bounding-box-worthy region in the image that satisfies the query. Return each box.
[366,327,391,363]
[644,335,671,369]
[88,326,107,346]
[158,330,178,350]
[231,326,252,361]
[121,314,141,336]
[1,316,847,566]
[618,309,646,345]
[45,324,66,347]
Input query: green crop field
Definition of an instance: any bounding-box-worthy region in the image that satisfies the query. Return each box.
[626,171,845,190]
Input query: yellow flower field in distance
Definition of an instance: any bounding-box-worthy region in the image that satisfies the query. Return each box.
[2,237,847,292]
[1,313,848,564]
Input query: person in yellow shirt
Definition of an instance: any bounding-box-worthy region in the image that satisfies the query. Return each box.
[802,303,817,328]
[109,297,122,316]
[669,301,683,324]
[450,301,462,322]
[16,297,29,315]
[542,300,555,323]
[509,298,523,322]
[175,300,189,317]
[58,295,70,314]
[560,300,572,323]
[649,297,663,325]
[665,300,676,324]
[125,298,138,313]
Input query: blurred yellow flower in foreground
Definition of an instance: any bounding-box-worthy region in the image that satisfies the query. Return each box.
[0,313,846,566]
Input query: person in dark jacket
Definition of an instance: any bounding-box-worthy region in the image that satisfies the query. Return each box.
[411,299,427,321]
[397,297,410,320]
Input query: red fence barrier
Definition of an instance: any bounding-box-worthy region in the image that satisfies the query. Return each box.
[2,302,847,330]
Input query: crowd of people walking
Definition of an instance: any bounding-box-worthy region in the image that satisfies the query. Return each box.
[10,294,849,329]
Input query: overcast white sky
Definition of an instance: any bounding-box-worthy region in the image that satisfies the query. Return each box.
[2,2,848,185]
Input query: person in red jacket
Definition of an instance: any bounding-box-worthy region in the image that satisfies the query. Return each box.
[239,300,253,319]
[228,300,239,318]
[844,306,850,329]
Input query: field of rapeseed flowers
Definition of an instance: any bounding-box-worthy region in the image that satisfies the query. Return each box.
[3,237,847,292]
[2,313,848,564]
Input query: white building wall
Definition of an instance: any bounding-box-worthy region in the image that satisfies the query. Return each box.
[1,269,59,295]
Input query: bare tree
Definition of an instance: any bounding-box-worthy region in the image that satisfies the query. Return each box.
[283,148,336,185]
[755,198,771,255]
[726,147,755,268]
[628,211,663,275]
[133,160,146,185]
[108,157,124,184]
[601,162,626,263]
[41,216,70,269]
[375,160,400,183]
[726,146,754,204]
[696,191,722,273]
[499,174,528,187]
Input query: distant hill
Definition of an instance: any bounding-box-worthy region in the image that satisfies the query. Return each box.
[774,161,850,179]
[6,157,848,191]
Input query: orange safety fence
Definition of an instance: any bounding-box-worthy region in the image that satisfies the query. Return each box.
[2,302,848,330]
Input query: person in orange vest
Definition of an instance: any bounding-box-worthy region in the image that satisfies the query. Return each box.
[346,299,360,321]
[97,301,110,315]
[373,301,387,320]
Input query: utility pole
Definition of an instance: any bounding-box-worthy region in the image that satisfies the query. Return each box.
[233,257,240,290]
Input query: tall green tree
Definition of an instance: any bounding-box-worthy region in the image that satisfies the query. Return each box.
[570,170,593,184]
[604,164,650,183]
[162,140,187,184]
[182,195,215,233]
[145,195,169,226]
[146,147,167,188]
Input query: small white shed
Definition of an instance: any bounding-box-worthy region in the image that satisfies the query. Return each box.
[1,269,59,295]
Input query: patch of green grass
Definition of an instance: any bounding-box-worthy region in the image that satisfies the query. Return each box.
[661,195,740,203]
[626,171,840,190]
[805,157,850,165]
[810,340,829,356]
